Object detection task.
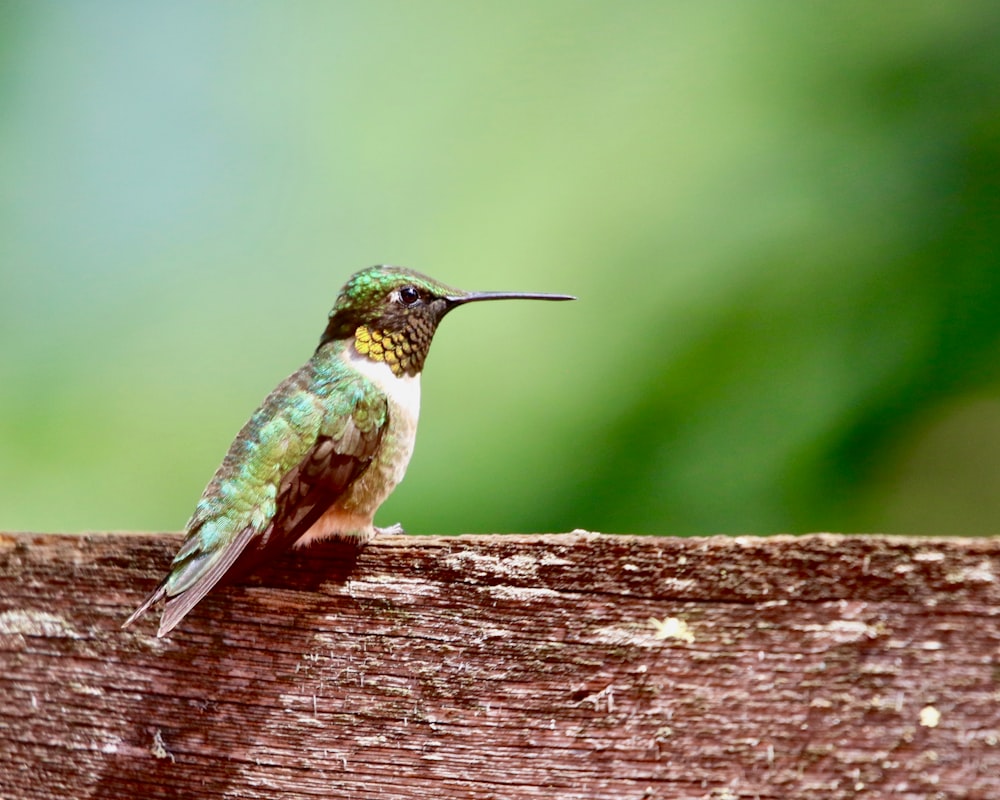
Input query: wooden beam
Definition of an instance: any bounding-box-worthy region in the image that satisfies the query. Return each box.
[2,532,998,799]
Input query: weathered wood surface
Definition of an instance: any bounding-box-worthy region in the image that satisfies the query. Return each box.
[1,532,998,799]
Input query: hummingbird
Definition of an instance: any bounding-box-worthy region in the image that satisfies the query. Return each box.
[123,265,574,637]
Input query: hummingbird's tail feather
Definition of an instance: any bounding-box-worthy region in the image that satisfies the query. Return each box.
[121,581,167,630]
[120,526,259,638]
[155,525,259,638]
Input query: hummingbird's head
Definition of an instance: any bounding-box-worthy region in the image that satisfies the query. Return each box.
[319,265,574,377]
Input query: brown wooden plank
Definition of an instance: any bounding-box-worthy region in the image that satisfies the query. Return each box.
[1,532,998,799]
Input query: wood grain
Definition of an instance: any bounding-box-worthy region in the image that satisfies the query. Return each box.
[1,532,998,799]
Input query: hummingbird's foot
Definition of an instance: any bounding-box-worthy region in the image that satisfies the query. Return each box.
[375,522,405,536]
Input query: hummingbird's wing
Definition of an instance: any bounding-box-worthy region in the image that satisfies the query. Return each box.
[123,368,388,637]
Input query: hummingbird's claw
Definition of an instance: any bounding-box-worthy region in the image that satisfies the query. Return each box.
[375,522,405,536]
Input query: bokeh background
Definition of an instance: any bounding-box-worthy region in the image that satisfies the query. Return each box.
[2,2,999,538]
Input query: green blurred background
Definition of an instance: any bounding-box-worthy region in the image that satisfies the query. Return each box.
[2,2,999,538]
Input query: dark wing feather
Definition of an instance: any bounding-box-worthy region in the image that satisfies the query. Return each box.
[244,432,384,559]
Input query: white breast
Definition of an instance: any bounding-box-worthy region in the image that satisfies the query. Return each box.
[342,348,421,424]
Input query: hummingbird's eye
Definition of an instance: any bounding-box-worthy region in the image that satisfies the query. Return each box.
[398,285,420,306]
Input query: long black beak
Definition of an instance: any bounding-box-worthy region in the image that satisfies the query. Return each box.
[446,291,576,307]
